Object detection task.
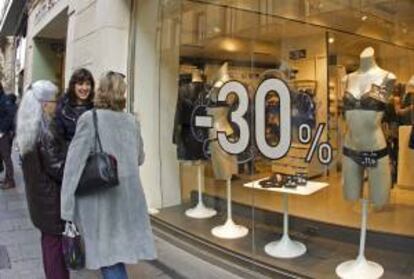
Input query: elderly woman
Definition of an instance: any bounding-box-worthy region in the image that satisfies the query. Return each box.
[61,72,156,279]
[16,81,69,279]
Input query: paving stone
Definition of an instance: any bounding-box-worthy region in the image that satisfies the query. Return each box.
[71,269,100,279]
[0,269,21,279]
[6,200,28,211]
[0,246,10,270]
[18,269,45,279]
[10,259,43,272]
[0,230,39,246]
[0,218,33,233]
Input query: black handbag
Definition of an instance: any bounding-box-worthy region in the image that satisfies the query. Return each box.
[76,109,119,196]
[62,222,85,270]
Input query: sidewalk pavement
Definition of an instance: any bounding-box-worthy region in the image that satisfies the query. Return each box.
[0,153,243,279]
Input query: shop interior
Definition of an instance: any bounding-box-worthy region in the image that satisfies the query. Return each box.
[154,0,414,277]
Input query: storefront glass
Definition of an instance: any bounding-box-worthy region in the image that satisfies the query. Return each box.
[153,0,414,277]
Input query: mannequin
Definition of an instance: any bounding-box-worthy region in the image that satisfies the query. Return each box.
[208,62,238,180]
[342,47,396,208]
[208,64,247,239]
[173,68,208,161]
[336,47,396,278]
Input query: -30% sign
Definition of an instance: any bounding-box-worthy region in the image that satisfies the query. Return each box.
[195,78,332,165]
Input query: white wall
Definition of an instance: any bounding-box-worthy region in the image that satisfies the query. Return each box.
[133,0,181,209]
[133,0,162,209]
[66,0,130,85]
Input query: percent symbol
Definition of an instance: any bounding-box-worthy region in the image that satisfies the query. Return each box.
[299,123,332,165]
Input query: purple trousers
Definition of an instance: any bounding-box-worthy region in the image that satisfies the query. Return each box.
[41,233,70,279]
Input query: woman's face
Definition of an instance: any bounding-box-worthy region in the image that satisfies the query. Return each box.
[42,101,57,118]
[74,81,92,102]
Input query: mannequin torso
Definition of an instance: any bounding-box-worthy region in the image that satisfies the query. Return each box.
[341,47,396,208]
[342,49,396,150]
[207,62,238,180]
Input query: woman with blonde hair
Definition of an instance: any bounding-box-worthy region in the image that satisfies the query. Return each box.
[61,71,156,278]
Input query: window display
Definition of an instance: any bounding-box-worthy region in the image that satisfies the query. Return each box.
[147,0,414,278]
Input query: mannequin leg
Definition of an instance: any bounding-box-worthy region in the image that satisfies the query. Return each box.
[368,156,391,208]
[343,156,364,202]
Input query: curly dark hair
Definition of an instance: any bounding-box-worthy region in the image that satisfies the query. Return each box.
[67,68,95,104]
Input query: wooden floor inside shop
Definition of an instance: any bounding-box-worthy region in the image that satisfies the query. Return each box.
[180,162,414,237]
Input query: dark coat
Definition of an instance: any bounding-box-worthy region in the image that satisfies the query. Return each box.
[21,121,67,234]
[173,82,208,161]
[0,92,16,134]
[55,94,93,143]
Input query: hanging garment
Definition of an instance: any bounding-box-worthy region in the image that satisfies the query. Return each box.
[173,82,209,160]
[291,90,316,128]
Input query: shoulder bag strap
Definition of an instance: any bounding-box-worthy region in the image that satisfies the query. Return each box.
[92,109,103,152]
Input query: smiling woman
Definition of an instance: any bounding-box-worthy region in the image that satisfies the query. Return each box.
[55,68,95,143]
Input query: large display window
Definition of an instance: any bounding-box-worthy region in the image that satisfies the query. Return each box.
[149,1,414,277]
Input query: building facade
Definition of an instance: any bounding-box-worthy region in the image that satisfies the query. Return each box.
[2,1,414,278]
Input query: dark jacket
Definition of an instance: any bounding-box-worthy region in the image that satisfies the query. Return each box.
[21,121,66,234]
[173,82,208,161]
[0,92,16,134]
[55,94,93,143]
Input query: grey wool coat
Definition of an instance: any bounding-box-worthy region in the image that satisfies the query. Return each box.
[61,109,157,269]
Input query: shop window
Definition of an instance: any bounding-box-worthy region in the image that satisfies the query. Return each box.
[151,0,414,277]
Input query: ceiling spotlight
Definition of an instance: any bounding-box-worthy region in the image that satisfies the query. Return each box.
[361,15,368,21]
[328,37,335,44]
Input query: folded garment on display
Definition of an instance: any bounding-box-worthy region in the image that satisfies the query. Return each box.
[259,172,308,189]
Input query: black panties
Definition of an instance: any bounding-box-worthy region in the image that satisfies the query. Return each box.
[343,146,388,168]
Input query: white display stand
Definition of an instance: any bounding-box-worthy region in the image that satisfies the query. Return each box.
[211,179,249,239]
[244,178,328,258]
[185,163,217,219]
[336,199,384,279]
[148,208,160,215]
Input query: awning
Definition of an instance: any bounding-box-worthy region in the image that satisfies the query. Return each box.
[0,0,28,36]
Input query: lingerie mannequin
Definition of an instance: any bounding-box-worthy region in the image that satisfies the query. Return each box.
[208,62,238,180]
[342,47,396,208]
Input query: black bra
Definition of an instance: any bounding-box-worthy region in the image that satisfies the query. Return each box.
[343,73,389,111]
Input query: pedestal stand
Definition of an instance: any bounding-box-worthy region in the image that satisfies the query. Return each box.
[264,193,306,258]
[211,179,248,239]
[336,199,384,279]
[185,163,217,219]
[148,208,159,215]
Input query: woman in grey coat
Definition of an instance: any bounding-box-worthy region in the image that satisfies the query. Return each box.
[61,71,156,278]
